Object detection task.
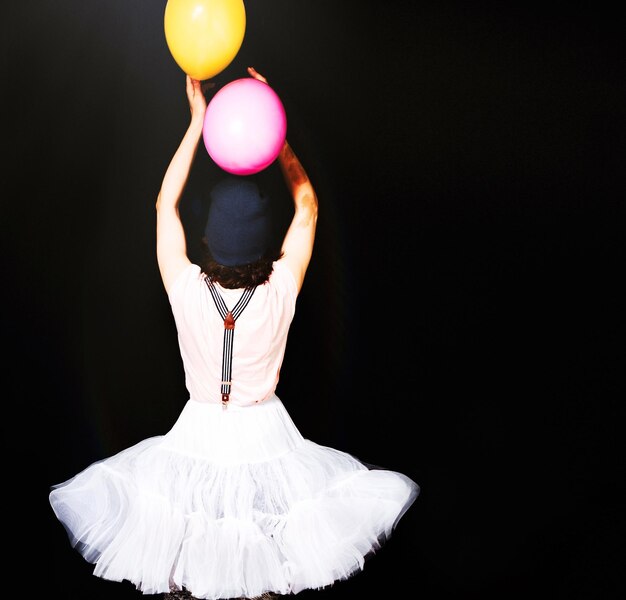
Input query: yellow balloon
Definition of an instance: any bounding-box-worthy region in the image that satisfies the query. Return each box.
[164,0,246,80]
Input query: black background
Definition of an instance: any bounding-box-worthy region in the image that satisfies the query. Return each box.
[2,1,624,598]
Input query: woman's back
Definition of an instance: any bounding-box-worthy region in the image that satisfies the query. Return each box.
[169,261,298,407]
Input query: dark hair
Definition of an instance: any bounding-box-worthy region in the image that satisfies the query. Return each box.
[200,238,283,289]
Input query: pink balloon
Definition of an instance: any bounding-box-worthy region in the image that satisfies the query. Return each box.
[203,78,287,175]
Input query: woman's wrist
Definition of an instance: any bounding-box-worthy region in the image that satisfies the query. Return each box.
[190,113,204,129]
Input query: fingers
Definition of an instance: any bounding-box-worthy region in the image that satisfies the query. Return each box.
[186,75,201,103]
[247,66,268,84]
[187,78,208,111]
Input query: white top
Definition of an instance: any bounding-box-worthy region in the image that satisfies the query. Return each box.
[168,261,298,407]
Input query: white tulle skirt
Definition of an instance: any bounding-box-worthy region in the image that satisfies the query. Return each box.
[49,395,419,599]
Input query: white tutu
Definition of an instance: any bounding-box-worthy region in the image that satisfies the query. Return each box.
[49,396,419,599]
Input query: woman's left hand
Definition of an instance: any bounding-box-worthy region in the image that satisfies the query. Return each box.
[186,75,209,122]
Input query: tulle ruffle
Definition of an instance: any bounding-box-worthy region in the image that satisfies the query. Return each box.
[50,396,419,599]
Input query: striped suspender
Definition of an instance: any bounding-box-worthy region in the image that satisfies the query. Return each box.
[205,278,256,409]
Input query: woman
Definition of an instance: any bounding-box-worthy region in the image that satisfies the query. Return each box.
[49,67,419,600]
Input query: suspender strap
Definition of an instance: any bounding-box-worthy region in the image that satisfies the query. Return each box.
[205,278,256,408]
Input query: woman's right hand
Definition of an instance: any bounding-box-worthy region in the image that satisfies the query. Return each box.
[247,66,268,84]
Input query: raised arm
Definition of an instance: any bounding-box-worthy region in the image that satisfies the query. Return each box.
[276,140,318,293]
[246,67,319,293]
[156,75,207,293]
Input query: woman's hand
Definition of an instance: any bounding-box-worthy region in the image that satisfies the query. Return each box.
[247,66,287,154]
[188,68,264,122]
[186,75,208,122]
[247,66,268,84]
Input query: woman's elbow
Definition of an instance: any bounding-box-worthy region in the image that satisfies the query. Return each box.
[298,186,318,213]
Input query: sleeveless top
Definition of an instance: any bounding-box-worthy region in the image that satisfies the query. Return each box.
[168,261,298,407]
